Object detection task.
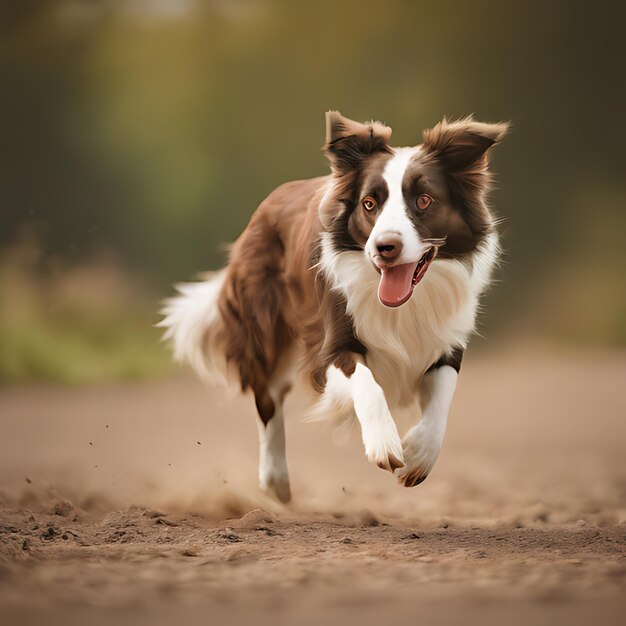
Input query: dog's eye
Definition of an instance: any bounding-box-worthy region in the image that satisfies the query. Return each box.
[416,194,433,210]
[362,196,377,211]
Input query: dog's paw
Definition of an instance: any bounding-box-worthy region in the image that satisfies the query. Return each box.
[397,422,442,488]
[260,471,291,504]
[362,419,404,474]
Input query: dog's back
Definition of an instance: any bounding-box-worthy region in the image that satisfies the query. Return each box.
[160,176,330,405]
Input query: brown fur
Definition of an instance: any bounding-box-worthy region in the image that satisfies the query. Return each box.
[216,176,364,412]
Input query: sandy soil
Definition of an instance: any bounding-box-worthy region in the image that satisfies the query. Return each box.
[0,346,625,625]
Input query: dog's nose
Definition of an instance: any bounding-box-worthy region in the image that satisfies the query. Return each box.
[376,234,403,262]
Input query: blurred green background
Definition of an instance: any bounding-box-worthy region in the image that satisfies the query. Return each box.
[1,0,624,384]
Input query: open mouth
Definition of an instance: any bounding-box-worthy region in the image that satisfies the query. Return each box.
[378,246,438,308]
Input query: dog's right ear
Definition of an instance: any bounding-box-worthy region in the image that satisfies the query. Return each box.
[323,111,392,174]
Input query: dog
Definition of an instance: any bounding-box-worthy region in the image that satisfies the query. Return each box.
[160,111,508,503]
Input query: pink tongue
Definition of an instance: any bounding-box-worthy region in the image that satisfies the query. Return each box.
[378,262,418,308]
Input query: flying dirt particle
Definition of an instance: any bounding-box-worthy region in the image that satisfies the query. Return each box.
[105,425,109,429]
[89,442,93,446]
[197,441,202,445]
[25,477,32,484]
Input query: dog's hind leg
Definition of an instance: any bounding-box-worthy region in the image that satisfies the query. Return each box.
[255,392,290,503]
[253,345,298,503]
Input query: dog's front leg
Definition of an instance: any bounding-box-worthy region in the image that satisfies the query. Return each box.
[398,350,462,488]
[326,357,403,473]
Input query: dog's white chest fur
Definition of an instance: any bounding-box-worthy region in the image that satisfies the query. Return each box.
[320,232,498,408]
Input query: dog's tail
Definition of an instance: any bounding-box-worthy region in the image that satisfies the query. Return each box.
[157,270,232,385]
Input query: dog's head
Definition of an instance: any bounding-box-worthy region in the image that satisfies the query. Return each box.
[321,111,508,307]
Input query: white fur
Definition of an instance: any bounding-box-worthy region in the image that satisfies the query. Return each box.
[157,270,232,385]
[257,402,291,503]
[320,230,497,409]
[324,361,404,469]
[398,364,458,485]
[365,147,424,264]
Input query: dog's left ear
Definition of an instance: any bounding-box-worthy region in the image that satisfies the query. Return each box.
[422,117,509,174]
[324,111,392,174]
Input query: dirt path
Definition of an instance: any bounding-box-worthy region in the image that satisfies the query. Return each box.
[1,346,625,625]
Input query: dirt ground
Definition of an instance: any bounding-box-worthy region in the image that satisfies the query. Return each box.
[1,345,625,625]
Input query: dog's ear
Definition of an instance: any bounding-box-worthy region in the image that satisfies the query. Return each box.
[422,117,509,174]
[421,117,509,241]
[324,111,392,174]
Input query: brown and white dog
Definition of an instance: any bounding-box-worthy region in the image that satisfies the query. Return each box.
[160,111,508,503]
